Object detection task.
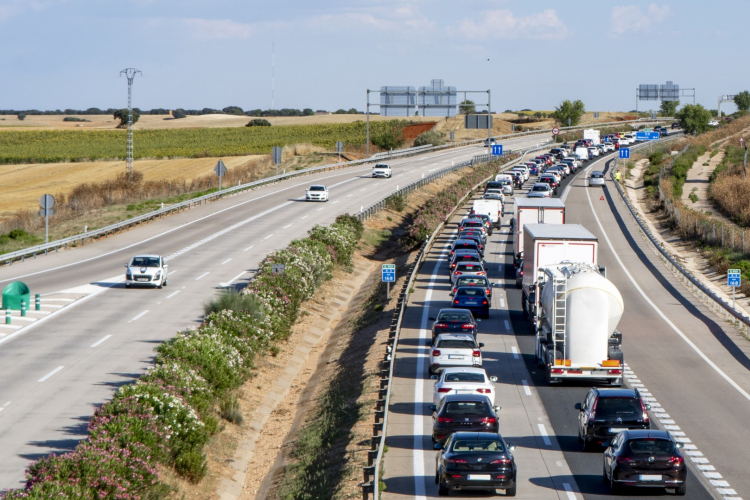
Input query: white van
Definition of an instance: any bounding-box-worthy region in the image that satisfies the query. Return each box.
[494,174,514,196]
[471,199,503,229]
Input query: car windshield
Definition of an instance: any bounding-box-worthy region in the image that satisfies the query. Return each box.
[444,372,486,383]
[456,288,485,297]
[437,339,476,349]
[532,185,549,192]
[499,180,511,185]
[131,257,160,267]
[595,398,641,418]
[437,312,473,323]
[444,401,490,415]
[627,439,675,455]
[451,439,504,453]
[374,164,388,168]
[309,186,325,191]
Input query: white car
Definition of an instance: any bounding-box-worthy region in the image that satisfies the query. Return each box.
[587,147,600,157]
[372,163,392,178]
[589,171,606,186]
[305,185,329,202]
[429,334,484,374]
[709,120,719,127]
[125,254,168,288]
[433,367,498,406]
[602,143,615,153]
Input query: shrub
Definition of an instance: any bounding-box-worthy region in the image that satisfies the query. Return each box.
[413,129,445,147]
[17,114,26,120]
[246,118,271,127]
[385,193,406,212]
[204,290,266,318]
[219,395,244,425]
[63,117,90,122]
[689,192,699,203]
[172,108,187,119]
[371,130,403,150]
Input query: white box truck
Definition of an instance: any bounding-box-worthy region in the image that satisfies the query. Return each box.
[512,198,566,257]
[583,129,601,145]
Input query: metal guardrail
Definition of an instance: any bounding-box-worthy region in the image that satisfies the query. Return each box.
[359,143,554,498]
[611,137,750,336]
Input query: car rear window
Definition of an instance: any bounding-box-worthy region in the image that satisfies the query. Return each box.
[437,339,476,349]
[309,186,325,191]
[532,185,549,191]
[458,264,482,271]
[595,398,641,418]
[591,173,604,178]
[627,439,675,455]
[457,278,486,286]
[451,439,504,453]
[444,401,490,415]
[463,221,483,228]
[456,288,485,297]
[444,372,486,383]
[437,313,473,323]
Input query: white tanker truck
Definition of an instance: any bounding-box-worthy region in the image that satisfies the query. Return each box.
[533,262,625,386]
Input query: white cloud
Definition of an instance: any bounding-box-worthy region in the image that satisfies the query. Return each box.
[610,3,671,37]
[451,9,568,40]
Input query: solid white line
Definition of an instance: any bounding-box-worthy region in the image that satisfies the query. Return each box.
[504,319,511,331]
[511,346,519,359]
[522,380,532,396]
[263,234,274,240]
[221,258,232,265]
[283,223,292,229]
[166,290,181,299]
[300,215,308,220]
[90,335,111,348]
[585,183,750,403]
[2,401,10,407]
[538,423,552,446]
[195,272,209,281]
[243,245,254,252]
[227,271,247,284]
[38,366,64,382]
[562,483,577,500]
[129,310,149,322]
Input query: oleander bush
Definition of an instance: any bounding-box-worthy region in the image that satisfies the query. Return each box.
[5,214,364,498]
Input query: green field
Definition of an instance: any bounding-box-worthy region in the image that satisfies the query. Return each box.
[0,121,409,164]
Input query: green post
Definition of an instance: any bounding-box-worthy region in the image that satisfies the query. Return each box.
[5,310,10,324]
[35,294,40,311]
[21,300,26,317]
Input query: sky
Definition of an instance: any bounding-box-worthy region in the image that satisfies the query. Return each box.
[0,0,746,113]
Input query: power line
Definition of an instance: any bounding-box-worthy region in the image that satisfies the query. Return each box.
[120,68,142,181]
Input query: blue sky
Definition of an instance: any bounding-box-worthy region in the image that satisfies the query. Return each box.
[0,0,746,113]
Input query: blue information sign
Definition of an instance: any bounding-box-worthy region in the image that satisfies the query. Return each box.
[728,269,741,287]
[636,131,660,141]
[619,148,630,159]
[491,145,503,156]
[382,264,396,283]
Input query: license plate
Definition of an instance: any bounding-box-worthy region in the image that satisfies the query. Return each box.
[447,355,464,360]
[609,428,627,432]
[468,474,491,481]
[456,390,474,394]
[136,278,148,282]
[639,475,662,481]
[465,301,478,305]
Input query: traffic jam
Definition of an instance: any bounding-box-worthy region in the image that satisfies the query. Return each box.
[426,129,689,497]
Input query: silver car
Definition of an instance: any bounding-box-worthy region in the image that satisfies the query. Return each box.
[528,182,552,198]
[589,171,605,186]
[428,334,484,374]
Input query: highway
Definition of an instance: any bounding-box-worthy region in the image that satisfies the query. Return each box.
[0,134,551,490]
[382,139,748,499]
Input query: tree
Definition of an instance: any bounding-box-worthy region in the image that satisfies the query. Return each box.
[551,100,585,127]
[17,114,26,120]
[172,108,187,119]
[675,104,711,135]
[246,118,271,127]
[113,108,140,128]
[734,91,750,113]
[459,100,476,115]
[413,129,445,147]
[222,106,244,115]
[302,108,314,116]
[659,100,679,116]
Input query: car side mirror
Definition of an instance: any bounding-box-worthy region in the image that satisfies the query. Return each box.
[645,404,651,410]
[574,403,582,411]
[676,442,684,449]
[124,264,129,267]
[430,375,438,380]
[489,376,498,382]
[429,404,437,411]
[507,443,515,452]
[479,343,485,348]
[494,406,501,412]
[163,264,168,269]
[434,443,443,450]
[476,318,482,322]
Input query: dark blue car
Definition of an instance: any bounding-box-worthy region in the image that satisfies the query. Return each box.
[453,287,490,319]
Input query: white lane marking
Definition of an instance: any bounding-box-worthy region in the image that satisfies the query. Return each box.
[195,272,209,281]
[3,401,10,407]
[129,310,150,322]
[332,200,340,204]
[168,269,177,275]
[90,335,111,348]
[511,346,519,359]
[346,194,353,198]
[360,188,367,192]
[562,483,577,500]
[300,215,308,220]
[585,185,750,402]
[221,258,232,265]
[556,461,563,467]
[263,234,274,240]
[38,366,64,382]
[317,207,324,211]
[243,245,254,252]
[166,290,181,299]
[282,223,292,229]
[504,320,511,331]
[227,271,247,284]
[522,380,532,396]
[538,423,551,445]
[499,298,505,307]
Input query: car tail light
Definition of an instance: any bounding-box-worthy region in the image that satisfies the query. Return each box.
[452,287,458,294]
[448,458,467,464]
[668,456,684,466]
[434,323,448,328]
[480,417,497,424]
[617,456,634,464]
[482,300,488,305]
[454,300,460,304]
[438,416,454,423]
[477,272,485,276]
[551,368,563,374]
[432,350,441,356]
[476,388,491,394]
[589,398,598,425]
[462,324,475,329]
[454,271,462,276]
[608,369,622,375]
[437,388,453,393]
[486,288,491,295]
[491,458,511,465]
[473,350,481,357]
[640,398,649,425]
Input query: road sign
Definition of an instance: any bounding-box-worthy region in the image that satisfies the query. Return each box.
[272,263,286,275]
[552,127,560,135]
[382,264,396,282]
[593,112,599,119]
[40,194,55,210]
[214,159,227,177]
[336,140,343,153]
[39,194,55,244]
[728,269,741,287]
[272,146,282,164]
[491,145,503,156]
[619,148,630,159]
[636,131,660,141]
[38,209,54,217]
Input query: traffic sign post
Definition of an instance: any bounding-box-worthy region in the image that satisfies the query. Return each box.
[214,159,227,191]
[491,145,503,156]
[336,140,343,163]
[552,127,559,142]
[728,269,741,309]
[272,263,286,275]
[272,146,282,176]
[619,148,630,159]
[39,194,55,244]
[382,264,396,299]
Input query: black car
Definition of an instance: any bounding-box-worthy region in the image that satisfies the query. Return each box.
[483,181,503,193]
[603,430,686,495]
[450,239,482,258]
[431,309,478,341]
[452,275,492,298]
[430,395,500,444]
[457,233,485,251]
[671,121,679,129]
[453,287,490,318]
[575,388,650,451]
[434,431,516,496]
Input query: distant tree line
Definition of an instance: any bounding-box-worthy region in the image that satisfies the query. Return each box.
[0,106,332,117]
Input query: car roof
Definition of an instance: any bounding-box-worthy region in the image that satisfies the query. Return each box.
[594,387,639,398]
[441,394,491,403]
[438,308,472,314]
[621,430,672,440]
[436,333,476,341]
[442,366,486,374]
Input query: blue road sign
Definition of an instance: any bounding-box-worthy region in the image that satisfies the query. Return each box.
[636,131,660,141]
[619,148,630,159]
[728,269,741,287]
[382,264,396,283]
[491,145,503,156]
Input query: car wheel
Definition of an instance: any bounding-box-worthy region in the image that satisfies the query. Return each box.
[505,483,517,497]
[674,482,687,496]
[603,464,608,483]
[582,437,594,452]
[163,280,167,287]
[125,283,131,288]
[438,480,450,496]
[610,474,622,494]
[435,471,440,485]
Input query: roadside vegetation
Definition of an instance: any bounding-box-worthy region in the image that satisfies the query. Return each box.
[4,214,364,499]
